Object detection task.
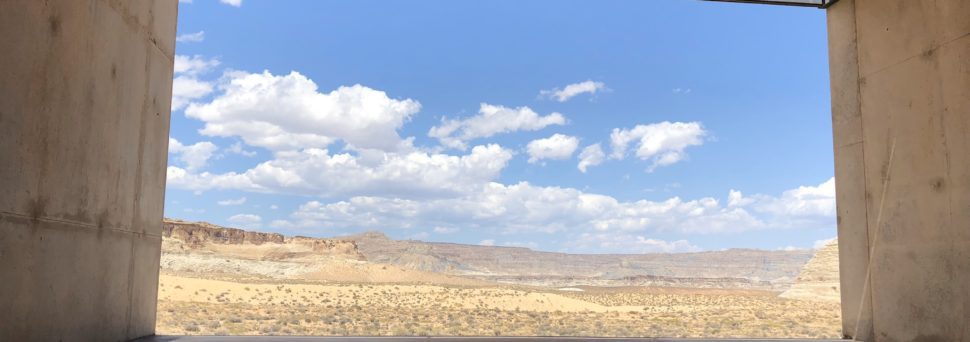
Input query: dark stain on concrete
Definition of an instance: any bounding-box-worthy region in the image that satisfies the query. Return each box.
[931,177,945,192]
[26,197,48,221]
[48,14,60,36]
[96,210,110,230]
[111,63,117,80]
[913,334,947,342]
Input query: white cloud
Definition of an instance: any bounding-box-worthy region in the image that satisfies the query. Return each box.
[167,144,514,199]
[752,177,836,217]
[186,71,420,152]
[227,214,261,229]
[526,134,579,164]
[176,31,205,43]
[727,190,754,207]
[433,226,458,234]
[279,178,835,240]
[226,141,256,157]
[171,55,220,110]
[217,197,247,206]
[577,143,606,173]
[170,69,524,199]
[168,138,218,171]
[478,239,495,246]
[567,233,700,253]
[610,121,707,171]
[270,205,279,210]
[429,103,566,150]
[540,80,607,102]
[220,0,242,6]
[172,77,214,111]
[174,55,220,76]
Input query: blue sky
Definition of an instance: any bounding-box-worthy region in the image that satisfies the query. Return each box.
[166,0,836,253]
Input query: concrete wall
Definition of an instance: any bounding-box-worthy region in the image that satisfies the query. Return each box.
[828,0,970,341]
[0,1,177,341]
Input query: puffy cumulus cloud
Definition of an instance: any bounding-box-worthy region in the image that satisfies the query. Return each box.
[220,0,242,6]
[175,55,220,76]
[577,143,605,173]
[217,197,247,206]
[228,214,261,229]
[429,103,566,150]
[276,178,835,241]
[727,190,755,207]
[176,31,205,43]
[526,134,579,164]
[433,226,458,234]
[540,80,607,102]
[717,178,837,231]
[167,144,514,199]
[610,121,707,172]
[185,71,420,152]
[226,141,256,157]
[752,177,836,217]
[567,233,701,254]
[168,138,217,171]
[172,55,220,110]
[172,77,214,111]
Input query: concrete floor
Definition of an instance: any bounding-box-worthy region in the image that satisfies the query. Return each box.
[132,336,843,342]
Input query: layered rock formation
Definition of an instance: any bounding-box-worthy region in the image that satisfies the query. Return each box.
[163,218,362,259]
[164,219,284,245]
[344,231,813,290]
[780,240,840,302]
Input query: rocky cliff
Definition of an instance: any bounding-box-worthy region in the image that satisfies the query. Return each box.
[780,239,840,302]
[162,218,364,260]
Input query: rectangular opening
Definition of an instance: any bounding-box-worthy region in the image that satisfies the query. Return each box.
[159,1,840,339]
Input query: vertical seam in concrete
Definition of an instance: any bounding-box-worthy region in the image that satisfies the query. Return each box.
[847,0,875,339]
[124,30,155,340]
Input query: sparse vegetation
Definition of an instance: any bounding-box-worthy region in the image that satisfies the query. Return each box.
[156,222,840,338]
[155,273,840,338]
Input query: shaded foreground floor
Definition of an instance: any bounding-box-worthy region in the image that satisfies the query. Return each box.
[134,337,844,342]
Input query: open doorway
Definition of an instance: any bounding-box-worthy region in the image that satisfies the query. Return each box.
[158,0,839,338]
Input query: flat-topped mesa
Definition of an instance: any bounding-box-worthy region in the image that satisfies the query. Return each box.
[163,219,285,246]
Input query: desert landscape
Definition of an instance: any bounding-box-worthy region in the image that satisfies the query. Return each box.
[156,219,842,338]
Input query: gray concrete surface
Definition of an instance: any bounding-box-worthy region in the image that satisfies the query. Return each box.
[0,1,177,341]
[827,0,970,341]
[132,337,843,342]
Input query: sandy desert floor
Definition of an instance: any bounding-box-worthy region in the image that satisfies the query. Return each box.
[155,273,842,338]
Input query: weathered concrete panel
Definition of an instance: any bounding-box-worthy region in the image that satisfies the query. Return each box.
[829,0,970,340]
[0,0,176,341]
[825,1,872,339]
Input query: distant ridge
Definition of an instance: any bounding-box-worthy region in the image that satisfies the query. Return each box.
[342,228,814,290]
[162,219,815,290]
